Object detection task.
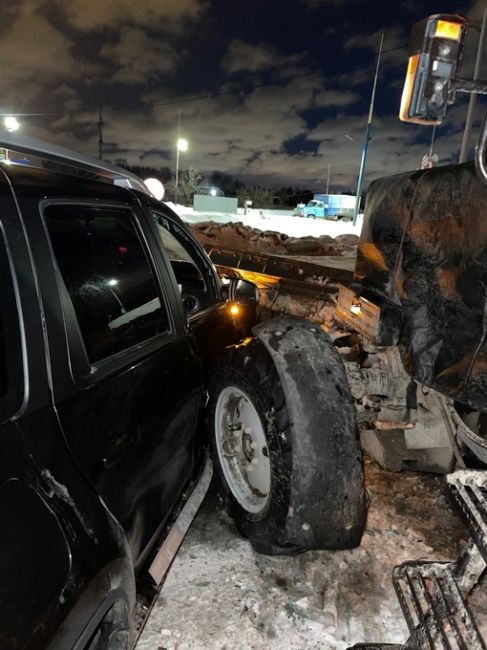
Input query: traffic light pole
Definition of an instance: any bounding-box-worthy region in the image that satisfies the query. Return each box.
[459,9,487,163]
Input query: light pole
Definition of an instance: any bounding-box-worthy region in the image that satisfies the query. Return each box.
[174,137,188,205]
[353,33,384,225]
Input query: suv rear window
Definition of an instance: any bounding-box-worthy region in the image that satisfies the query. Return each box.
[44,205,169,364]
[0,235,23,422]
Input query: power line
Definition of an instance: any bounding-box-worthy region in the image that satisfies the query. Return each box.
[0,69,319,119]
[381,43,408,54]
[150,69,318,108]
[4,43,409,120]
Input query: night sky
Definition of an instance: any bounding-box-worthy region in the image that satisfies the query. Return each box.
[2,0,486,192]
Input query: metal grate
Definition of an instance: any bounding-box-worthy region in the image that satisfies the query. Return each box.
[447,471,487,563]
[393,561,486,650]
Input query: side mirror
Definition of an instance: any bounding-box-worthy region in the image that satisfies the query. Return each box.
[399,14,467,125]
[224,278,260,335]
[229,278,259,304]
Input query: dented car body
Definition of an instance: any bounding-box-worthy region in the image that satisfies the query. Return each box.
[0,143,238,649]
[0,136,367,649]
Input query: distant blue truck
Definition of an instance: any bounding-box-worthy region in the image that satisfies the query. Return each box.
[294,193,355,220]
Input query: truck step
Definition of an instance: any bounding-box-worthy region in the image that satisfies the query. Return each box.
[393,560,486,650]
[446,470,487,563]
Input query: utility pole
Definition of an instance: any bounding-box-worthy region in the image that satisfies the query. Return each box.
[459,8,487,163]
[353,33,384,225]
[175,108,181,205]
[326,163,331,194]
[98,105,104,160]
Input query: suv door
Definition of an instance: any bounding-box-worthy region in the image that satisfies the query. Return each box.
[22,193,203,563]
[151,207,237,369]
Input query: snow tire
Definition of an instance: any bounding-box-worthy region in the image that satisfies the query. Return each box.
[209,316,366,555]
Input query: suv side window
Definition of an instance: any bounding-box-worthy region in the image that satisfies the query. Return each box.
[0,233,23,422]
[153,213,219,316]
[44,204,169,364]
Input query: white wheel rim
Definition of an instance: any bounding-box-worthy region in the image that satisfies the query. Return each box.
[214,386,271,514]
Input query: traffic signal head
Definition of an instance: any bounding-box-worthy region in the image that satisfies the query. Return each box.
[400,14,467,125]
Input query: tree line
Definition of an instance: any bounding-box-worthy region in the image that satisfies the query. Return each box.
[111,159,314,208]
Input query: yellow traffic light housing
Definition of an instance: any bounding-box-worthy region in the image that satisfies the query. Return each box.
[399,14,467,125]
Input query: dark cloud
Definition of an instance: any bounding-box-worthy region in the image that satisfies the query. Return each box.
[101,27,180,83]
[1,0,480,191]
[221,40,306,75]
[51,0,208,32]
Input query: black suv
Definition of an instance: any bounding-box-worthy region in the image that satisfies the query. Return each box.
[0,135,365,650]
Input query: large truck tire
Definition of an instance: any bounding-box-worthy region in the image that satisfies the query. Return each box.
[209,317,366,555]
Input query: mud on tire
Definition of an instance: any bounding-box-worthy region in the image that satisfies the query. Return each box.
[209,317,366,555]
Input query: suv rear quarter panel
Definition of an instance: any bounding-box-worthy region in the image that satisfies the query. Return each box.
[0,167,135,649]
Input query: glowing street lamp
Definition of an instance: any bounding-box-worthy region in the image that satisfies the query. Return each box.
[4,116,19,132]
[177,137,188,153]
[175,137,188,205]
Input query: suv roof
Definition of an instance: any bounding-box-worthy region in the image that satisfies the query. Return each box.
[0,133,151,196]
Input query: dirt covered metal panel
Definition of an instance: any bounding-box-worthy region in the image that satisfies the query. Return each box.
[355,161,487,410]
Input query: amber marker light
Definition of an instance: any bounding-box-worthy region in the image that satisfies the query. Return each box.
[399,53,441,125]
[350,301,362,316]
[229,303,240,317]
[435,19,462,41]
[399,54,425,123]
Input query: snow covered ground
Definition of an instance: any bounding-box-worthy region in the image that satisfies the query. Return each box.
[167,203,364,240]
[137,457,469,650]
[135,202,487,650]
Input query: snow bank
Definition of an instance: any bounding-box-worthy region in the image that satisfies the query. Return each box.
[190,220,359,257]
[166,202,364,239]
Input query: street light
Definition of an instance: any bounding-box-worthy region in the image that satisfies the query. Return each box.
[4,116,19,132]
[175,137,188,205]
[344,134,363,149]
